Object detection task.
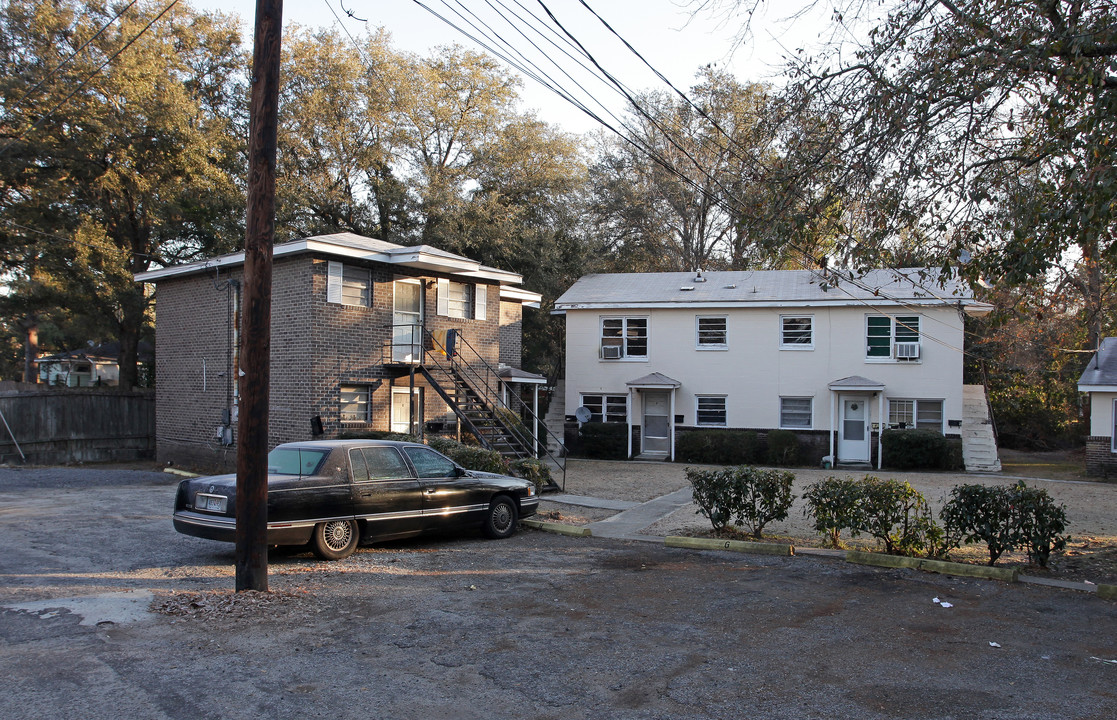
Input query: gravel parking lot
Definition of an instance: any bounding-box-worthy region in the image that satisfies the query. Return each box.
[1,465,1115,719]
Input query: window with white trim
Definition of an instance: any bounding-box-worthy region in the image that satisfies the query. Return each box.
[866,315,920,360]
[888,399,943,431]
[340,385,371,423]
[696,316,727,349]
[1112,399,1117,453]
[780,316,813,349]
[327,261,372,307]
[779,397,813,429]
[600,317,648,359]
[580,394,628,423]
[696,395,727,426]
[436,279,487,320]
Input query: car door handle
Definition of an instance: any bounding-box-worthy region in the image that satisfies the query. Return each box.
[424,488,437,495]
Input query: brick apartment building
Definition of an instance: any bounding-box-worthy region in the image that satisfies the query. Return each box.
[136,232,543,470]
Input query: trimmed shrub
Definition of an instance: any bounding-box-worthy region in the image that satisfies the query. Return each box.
[686,465,796,538]
[510,457,553,491]
[881,429,963,471]
[765,430,801,466]
[852,476,943,557]
[676,430,760,465]
[426,436,509,474]
[578,422,628,459]
[802,475,864,548]
[337,431,418,442]
[941,481,1069,567]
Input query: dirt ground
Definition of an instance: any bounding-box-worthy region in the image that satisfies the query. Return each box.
[550,455,1117,584]
[1,465,1116,718]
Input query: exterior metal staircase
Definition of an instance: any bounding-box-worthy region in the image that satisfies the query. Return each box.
[962,384,1002,472]
[385,326,566,486]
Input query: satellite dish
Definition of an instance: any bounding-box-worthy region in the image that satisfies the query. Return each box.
[574,406,592,423]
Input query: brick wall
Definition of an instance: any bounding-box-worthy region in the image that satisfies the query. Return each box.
[499,300,523,367]
[153,254,509,469]
[1085,436,1117,478]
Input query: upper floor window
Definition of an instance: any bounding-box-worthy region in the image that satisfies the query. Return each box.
[696,316,727,349]
[581,394,628,423]
[888,399,943,432]
[437,279,487,320]
[601,317,647,359]
[781,316,813,349]
[866,315,920,361]
[327,261,371,307]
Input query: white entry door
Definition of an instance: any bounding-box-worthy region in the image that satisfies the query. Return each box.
[642,391,671,454]
[391,387,422,435]
[393,280,423,363]
[839,396,871,462]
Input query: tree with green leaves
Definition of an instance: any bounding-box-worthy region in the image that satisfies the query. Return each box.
[696,0,1116,345]
[0,0,246,387]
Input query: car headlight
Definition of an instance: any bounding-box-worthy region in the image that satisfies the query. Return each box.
[526,484,536,497]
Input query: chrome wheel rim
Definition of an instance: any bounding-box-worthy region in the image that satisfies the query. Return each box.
[492,503,513,533]
[322,521,353,551]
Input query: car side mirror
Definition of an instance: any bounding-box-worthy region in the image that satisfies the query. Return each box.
[455,467,467,477]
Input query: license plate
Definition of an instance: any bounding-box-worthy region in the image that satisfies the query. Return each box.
[195,493,227,513]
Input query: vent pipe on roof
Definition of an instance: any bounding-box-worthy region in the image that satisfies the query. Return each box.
[693,269,707,283]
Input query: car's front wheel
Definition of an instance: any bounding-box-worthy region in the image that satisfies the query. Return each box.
[482,495,518,539]
[311,519,359,560]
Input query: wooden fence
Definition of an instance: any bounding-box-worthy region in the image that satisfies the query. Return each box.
[0,389,155,465]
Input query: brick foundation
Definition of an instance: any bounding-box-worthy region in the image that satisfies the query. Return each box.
[1085,436,1117,478]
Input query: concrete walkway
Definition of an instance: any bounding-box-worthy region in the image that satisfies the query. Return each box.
[545,487,694,542]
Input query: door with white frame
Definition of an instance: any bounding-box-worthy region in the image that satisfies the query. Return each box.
[838,396,871,462]
[393,279,423,363]
[642,391,671,454]
[391,387,423,435]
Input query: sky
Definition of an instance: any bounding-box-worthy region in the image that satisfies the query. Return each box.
[189,0,835,135]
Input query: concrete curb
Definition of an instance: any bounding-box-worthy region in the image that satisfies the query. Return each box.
[845,550,1020,582]
[665,536,793,556]
[521,519,592,537]
[163,468,200,478]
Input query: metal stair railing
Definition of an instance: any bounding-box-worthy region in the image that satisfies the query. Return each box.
[422,328,567,488]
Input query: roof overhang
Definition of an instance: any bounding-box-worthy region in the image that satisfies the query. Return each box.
[828,375,885,392]
[554,298,984,312]
[1079,384,1117,393]
[626,372,682,389]
[499,286,543,308]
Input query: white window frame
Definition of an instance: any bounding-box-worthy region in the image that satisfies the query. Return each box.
[888,398,943,432]
[780,315,814,350]
[779,397,813,429]
[580,393,628,423]
[866,314,921,362]
[1112,398,1117,453]
[600,316,648,360]
[436,278,487,320]
[695,395,727,427]
[695,316,727,350]
[327,261,372,307]
[340,385,372,423]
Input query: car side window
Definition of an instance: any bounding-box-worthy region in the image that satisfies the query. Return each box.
[361,447,411,480]
[403,447,457,479]
[348,448,369,482]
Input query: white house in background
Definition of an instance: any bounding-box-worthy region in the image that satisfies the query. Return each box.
[1077,337,1117,477]
[553,268,998,469]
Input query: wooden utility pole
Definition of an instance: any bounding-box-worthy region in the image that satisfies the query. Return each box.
[236,0,283,592]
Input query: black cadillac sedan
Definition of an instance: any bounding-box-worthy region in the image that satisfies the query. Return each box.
[173,439,539,560]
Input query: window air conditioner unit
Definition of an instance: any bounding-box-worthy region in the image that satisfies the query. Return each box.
[894,342,921,359]
[601,345,623,359]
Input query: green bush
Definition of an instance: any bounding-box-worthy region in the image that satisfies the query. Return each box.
[578,422,628,459]
[765,430,800,466]
[941,481,1069,567]
[337,431,418,442]
[802,476,864,548]
[881,429,963,471]
[676,430,759,465]
[686,466,796,538]
[426,436,510,474]
[852,476,944,557]
[510,457,553,491]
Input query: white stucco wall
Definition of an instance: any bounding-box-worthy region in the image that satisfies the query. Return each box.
[564,304,966,433]
[1089,392,1116,439]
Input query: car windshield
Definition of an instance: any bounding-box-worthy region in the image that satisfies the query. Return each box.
[266,447,328,476]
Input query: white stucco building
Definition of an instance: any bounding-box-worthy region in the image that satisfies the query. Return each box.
[553,268,996,467]
[1078,337,1117,477]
